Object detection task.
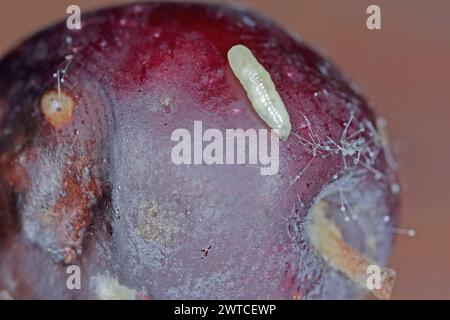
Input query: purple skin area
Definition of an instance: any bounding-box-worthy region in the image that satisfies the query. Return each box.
[0,3,398,299]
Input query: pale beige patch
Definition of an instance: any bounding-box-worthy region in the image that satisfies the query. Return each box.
[93,275,137,300]
[135,201,179,245]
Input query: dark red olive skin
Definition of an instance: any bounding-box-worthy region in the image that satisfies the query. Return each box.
[0,3,398,299]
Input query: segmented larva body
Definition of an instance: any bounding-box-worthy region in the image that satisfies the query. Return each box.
[227,44,292,140]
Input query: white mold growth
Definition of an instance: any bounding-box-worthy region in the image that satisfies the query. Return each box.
[0,290,13,300]
[227,44,292,140]
[92,274,137,300]
[276,110,403,225]
[291,111,390,185]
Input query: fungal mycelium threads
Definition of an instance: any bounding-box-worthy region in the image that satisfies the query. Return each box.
[227,44,292,140]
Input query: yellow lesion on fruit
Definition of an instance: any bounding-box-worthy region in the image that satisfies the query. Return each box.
[135,201,179,245]
[40,89,75,128]
[307,200,396,300]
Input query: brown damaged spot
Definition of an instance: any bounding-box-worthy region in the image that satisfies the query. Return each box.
[0,145,35,193]
[40,90,75,128]
[18,150,103,264]
[0,153,28,192]
[51,155,102,263]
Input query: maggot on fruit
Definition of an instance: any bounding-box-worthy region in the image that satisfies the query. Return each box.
[0,3,400,299]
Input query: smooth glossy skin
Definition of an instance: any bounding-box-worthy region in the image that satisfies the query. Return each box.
[0,3,398,299]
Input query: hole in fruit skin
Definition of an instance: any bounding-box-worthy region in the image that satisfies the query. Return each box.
[307,192,396,300]
[40,89,75,128]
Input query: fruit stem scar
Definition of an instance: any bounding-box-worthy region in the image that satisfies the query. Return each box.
[227,44,292,140]
[308,200,396,300]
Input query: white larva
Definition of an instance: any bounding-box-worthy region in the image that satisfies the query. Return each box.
[227,44,292,140]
